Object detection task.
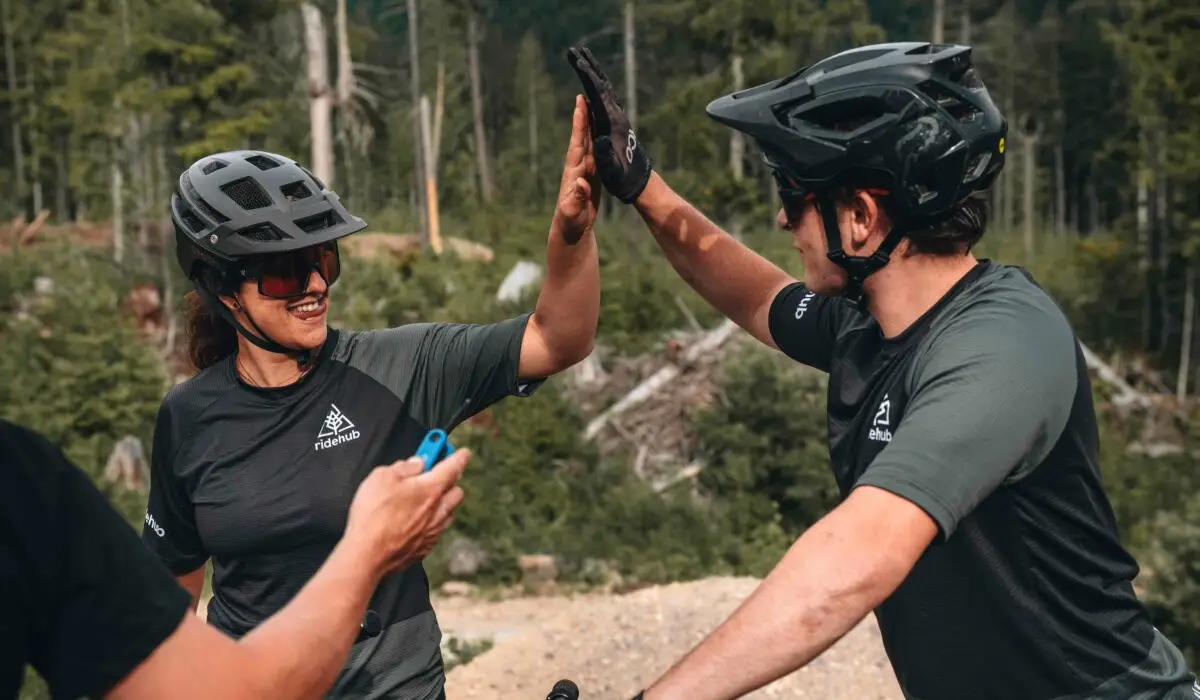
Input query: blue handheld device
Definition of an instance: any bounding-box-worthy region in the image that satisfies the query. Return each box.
[415,429,455,472]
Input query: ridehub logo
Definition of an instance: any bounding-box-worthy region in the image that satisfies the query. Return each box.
[315,403,360,451]
[869,394,893,443]
[144,511,165,537]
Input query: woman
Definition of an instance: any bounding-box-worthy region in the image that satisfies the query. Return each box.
[141,97,602,699]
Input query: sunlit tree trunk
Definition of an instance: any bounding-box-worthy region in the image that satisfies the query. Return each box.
[302,2,334,185]
[932,0,945,43]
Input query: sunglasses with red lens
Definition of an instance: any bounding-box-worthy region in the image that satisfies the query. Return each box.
[243,242,341,299]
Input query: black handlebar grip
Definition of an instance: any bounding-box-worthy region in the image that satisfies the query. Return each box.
[546,679,579,700]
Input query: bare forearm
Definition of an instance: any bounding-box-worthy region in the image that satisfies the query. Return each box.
[530,222,600,368]
[233,539,380,697]
[175,568,205,613]
[644,516,898,700]
[633,173,792,343]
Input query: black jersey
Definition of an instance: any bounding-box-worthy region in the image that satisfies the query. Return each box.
[140,315,540,700]
[767,261,1197,700]
[1,420,190,700]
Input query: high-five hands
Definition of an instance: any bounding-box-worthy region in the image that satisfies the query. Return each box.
[344,449,470,578]
[566,46,653,204]
[553,94,603,244]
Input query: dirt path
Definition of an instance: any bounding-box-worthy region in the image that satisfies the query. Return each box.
[435,577,903,700]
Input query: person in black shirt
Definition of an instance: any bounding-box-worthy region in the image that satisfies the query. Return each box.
[140,98,601,699]
[566,43,1198,700]
[1,418,470,700]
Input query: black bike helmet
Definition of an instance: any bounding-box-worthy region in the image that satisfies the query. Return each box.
[705,41,1007,308]
[171,149,368,362]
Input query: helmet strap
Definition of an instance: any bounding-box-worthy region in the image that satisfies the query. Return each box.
[194,283,315,369]
[817,191,906,312]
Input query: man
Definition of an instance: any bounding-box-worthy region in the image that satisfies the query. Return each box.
[0,418,468,700]
[566,42,1199,700]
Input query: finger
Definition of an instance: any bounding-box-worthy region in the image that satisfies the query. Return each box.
[420,447,470,487]
[388,456,425,478]
[442,485,465,514]
[567,48,610,133]
[565,95,586,165]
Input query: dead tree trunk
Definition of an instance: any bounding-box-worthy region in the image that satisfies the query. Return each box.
[420,94,441,254]
[624,0,637,128]
[1178,258,1195,400]
[406,0,428,245]
[932,0,945,43]
[730,54,745,182]
[335,0,354,198]
[959,3,971,44]
[302,2,334,186]
[111,154,124,264]
[1,0,25,211]
[23,36,41,215]
[54,137,67,222]
[466,13,493,202]
[1137,126,1153,349]
[1015,114,1042,258]
[1054,141,1065,236]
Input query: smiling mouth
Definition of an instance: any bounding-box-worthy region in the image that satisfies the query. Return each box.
[287,295,327,316]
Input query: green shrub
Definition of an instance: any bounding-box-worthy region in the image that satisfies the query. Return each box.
[690,343,839,538]
[1138,497,1200,669]
[0,245,165,525]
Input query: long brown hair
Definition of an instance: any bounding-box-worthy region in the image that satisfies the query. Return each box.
[184,290,239,371]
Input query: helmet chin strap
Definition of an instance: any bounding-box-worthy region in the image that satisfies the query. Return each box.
[816,191,906,312]
[195,285,315,368]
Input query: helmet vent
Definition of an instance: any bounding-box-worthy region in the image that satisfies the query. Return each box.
[295,209,343,234]
[246,154,281,170]
[299,165,326,192]
[917,80,982,123]
[221,177,274,210]
[799,96,886,133]
[201,159,228,175]
[236,222,289,242]
[179,204,206,234]
[181,171,230,224]
[281,180,314,201]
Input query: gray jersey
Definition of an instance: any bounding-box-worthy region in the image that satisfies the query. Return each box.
[142,315,540,699]
[768,261,1196,700]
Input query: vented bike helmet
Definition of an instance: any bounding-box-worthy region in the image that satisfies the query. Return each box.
[705,41,1007,309]
[171,150,367,362]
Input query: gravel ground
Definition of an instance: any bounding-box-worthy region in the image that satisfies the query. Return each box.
[436,577,903,700]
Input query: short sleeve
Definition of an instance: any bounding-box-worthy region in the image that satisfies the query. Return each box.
[767,282,851,372]
[346,314,539,431]
[854,299,1078,541]
[141,402,209,574]
[0,421,190,700]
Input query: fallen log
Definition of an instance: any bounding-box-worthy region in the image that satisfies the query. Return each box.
[583,319,739,441]
[1078,342,1151,409]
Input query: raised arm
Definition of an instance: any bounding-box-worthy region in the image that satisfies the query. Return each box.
[633,173,794,346]
[520,94,602,379]
[565,47,795,348]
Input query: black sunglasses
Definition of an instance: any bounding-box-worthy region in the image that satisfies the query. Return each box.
[240,242,341,299]
[771,169,813,227]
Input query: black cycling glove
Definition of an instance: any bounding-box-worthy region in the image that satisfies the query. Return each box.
[566,46,653,204]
